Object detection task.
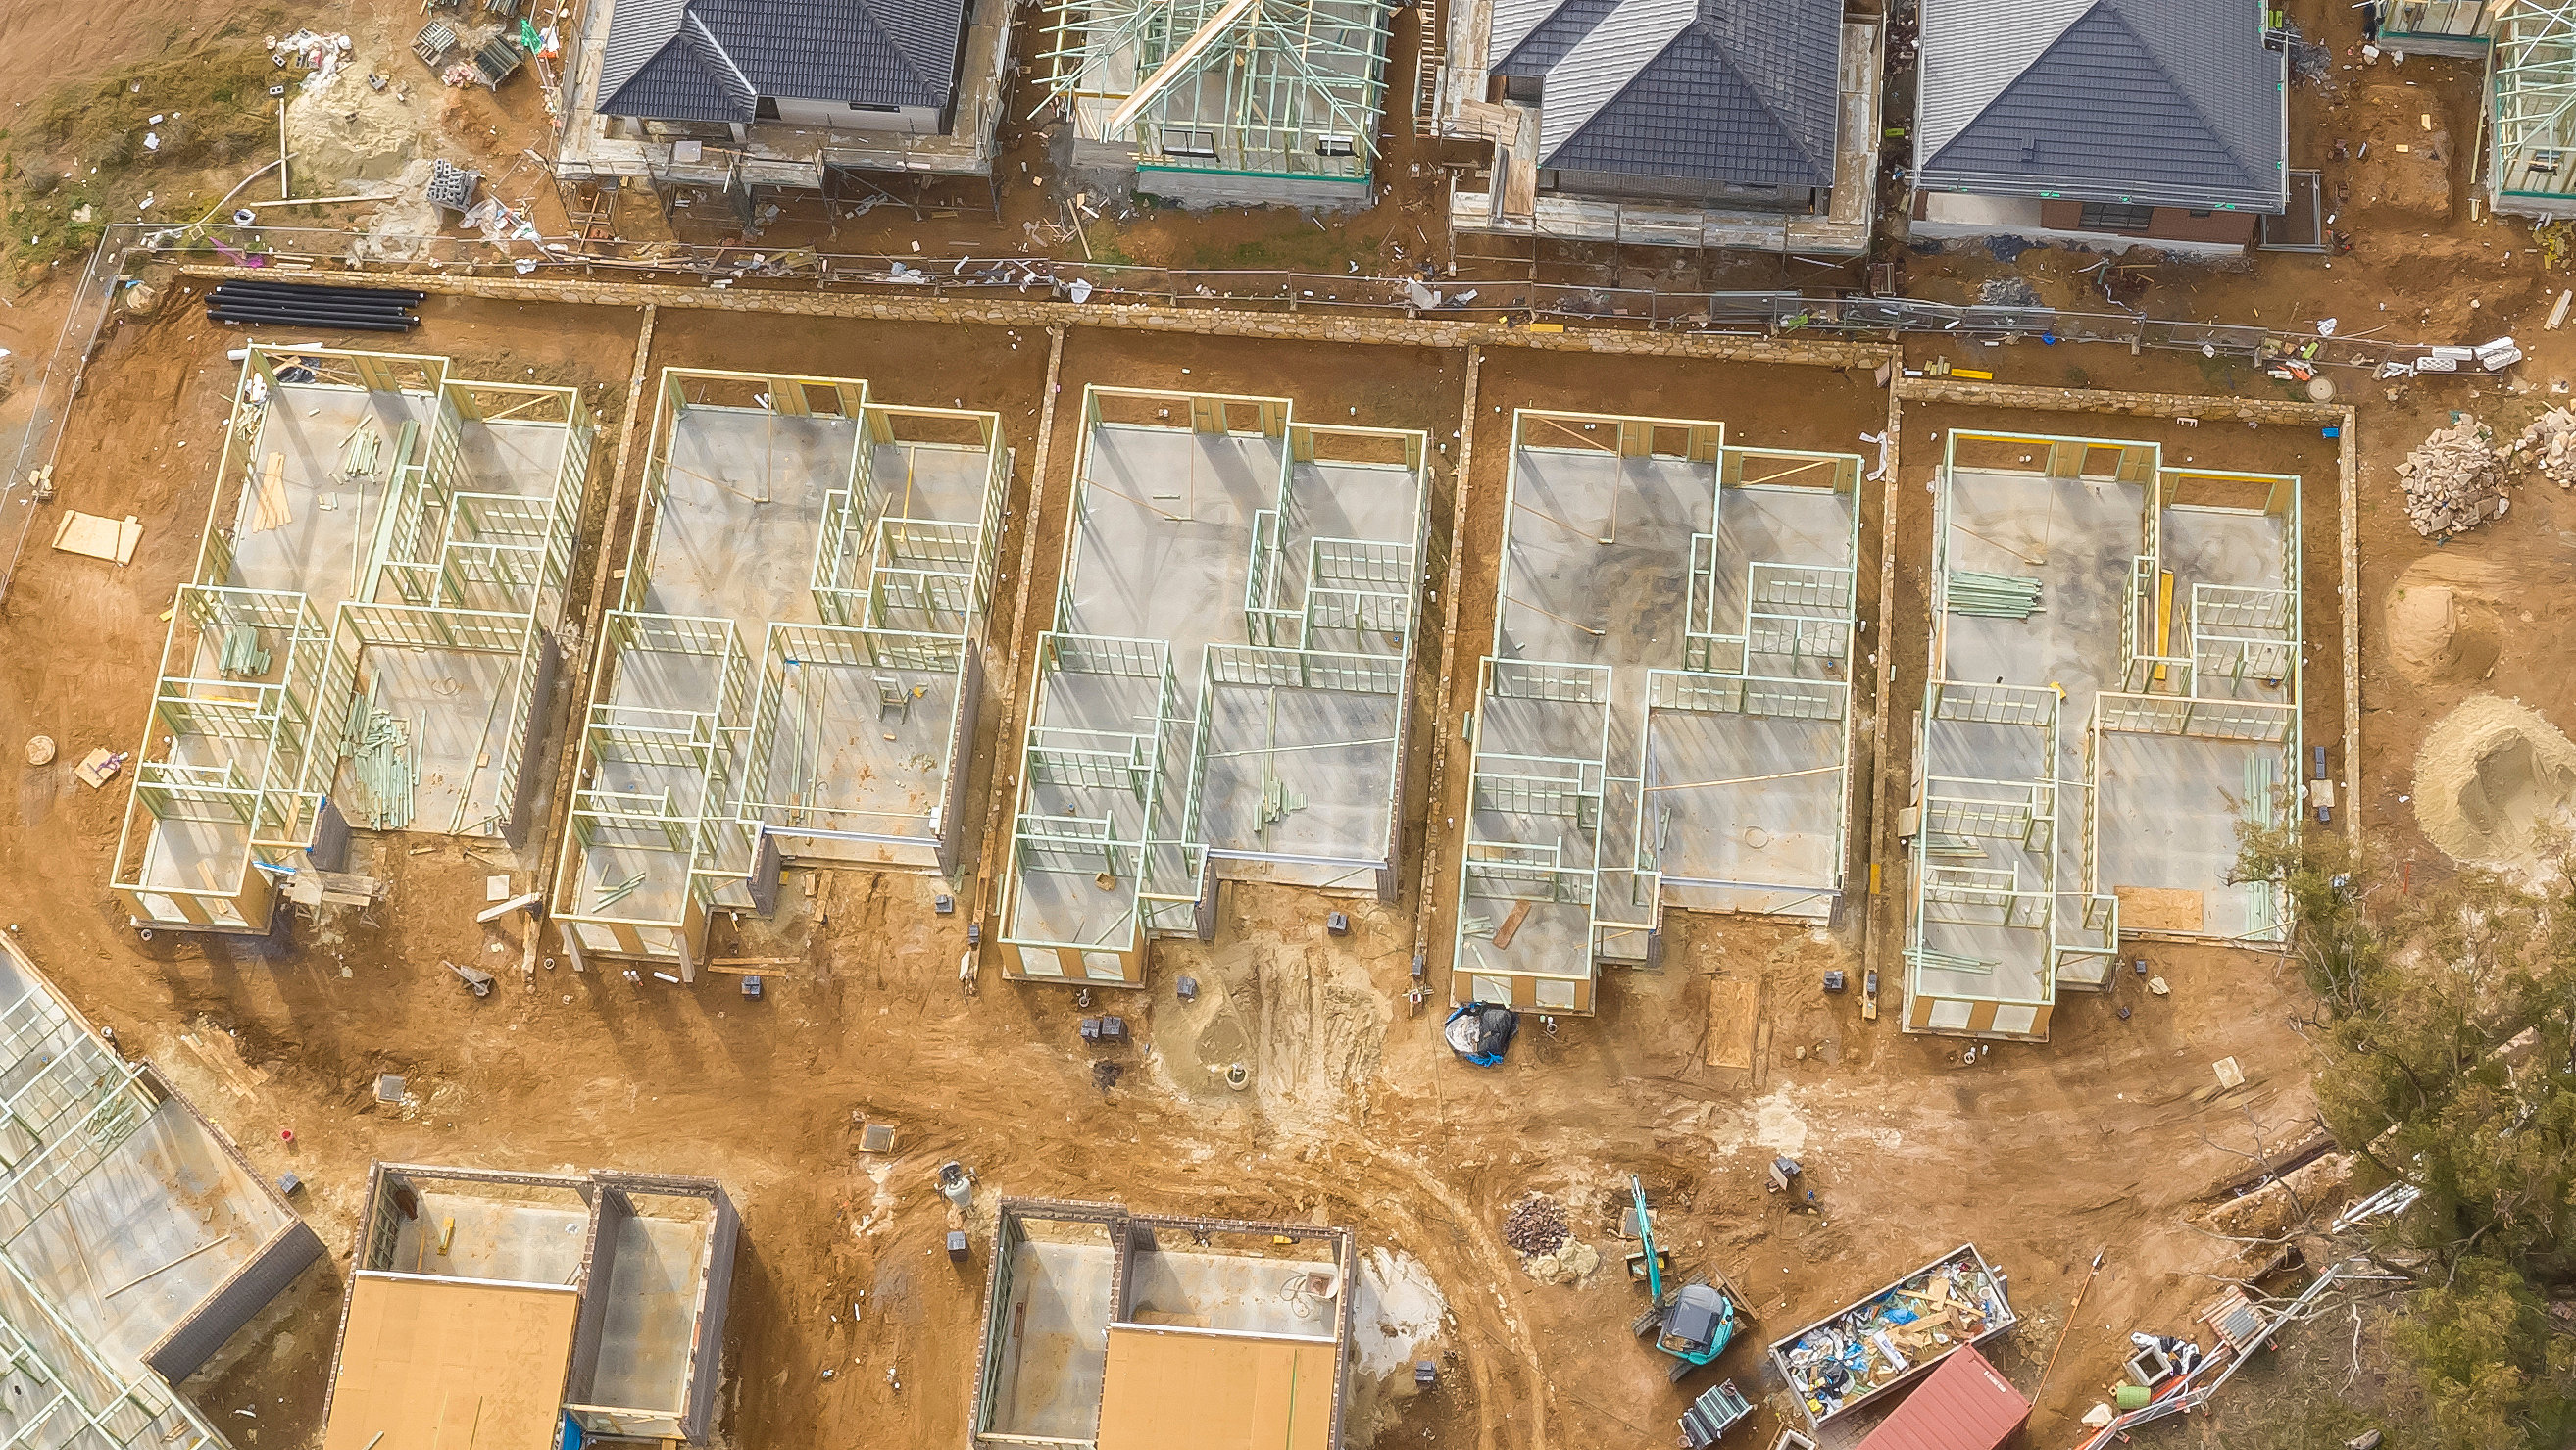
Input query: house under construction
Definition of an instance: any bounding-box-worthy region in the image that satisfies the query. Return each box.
[969,1199,1355,1450]
[110,347,595,934]
[1036,0,1395,206]
[319,1163,738,1447]
[1905,430,2301,1041]
[0,932,324,1450]
[552,370,1009,975]
[1453,410,1862,1015]
[999,386,1427,986]
[2487,0,2576,219]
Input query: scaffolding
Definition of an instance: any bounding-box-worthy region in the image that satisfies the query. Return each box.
[1906,431,2301,1041]
[1454,411,1864,1015]
[107,347,595,934]
[1035,0,1393,204]
[553,370,1011,975]
[2489,0,2576,217]
[999,386,1428,985]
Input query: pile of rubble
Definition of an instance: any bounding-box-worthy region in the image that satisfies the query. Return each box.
[2396,419,2505,539]
[1502,1193,1570,1254]
[2503,406,2576,490]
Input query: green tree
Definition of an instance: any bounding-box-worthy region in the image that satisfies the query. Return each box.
[2244,827,2576,1449]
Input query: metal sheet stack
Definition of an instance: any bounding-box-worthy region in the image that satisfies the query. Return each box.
[205,280,423,334]
[1945,571,2045,619]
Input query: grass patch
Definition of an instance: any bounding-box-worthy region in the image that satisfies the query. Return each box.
[3,20,286,289]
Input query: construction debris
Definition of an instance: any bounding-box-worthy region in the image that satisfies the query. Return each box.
[1502,1193,1570,1254]
[2502,405,2576,489]
[1771,1245,2015,1429]
[2394,418,2505,538]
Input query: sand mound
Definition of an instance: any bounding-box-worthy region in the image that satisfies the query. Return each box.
[2384,555,2508,686]
[2413,696,2576,872]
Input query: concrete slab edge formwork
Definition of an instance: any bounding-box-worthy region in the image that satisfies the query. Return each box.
[966,1197,1356,1450]
[1885,377,2355,1044]
[106,343,596,937]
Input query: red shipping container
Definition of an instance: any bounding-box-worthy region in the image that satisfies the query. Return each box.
[1854,1344,2031,1450]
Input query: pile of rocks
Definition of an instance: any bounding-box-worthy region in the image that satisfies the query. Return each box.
[2396,419,2505,539]
[1502,1193,1569,1254]
[2504,406,2576,490]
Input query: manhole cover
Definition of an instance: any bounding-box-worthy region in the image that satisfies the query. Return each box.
[25,736,55,766]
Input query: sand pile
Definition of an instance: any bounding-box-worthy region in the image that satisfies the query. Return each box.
[1519,1237,1600,1286]
[2383,555,2509,686]
[2412,696,2576,873]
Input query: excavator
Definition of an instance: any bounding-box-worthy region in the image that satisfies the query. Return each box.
[1624,1175,1752,1383]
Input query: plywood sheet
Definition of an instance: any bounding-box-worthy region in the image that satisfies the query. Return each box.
[2113,886,2204,934]
[49,510,141,564]
[1097,1325,1336,1450]
[321,1275,579,1450]
[1705,977,1759,1069]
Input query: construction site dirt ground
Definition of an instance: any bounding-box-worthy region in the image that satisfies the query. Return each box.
[0,286,2349,1450]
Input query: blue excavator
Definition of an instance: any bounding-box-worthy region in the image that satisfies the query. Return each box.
[1626,1174,1757,1443]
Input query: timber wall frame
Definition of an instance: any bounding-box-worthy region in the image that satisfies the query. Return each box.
[1452,409,1863,1015]
[996,385,1429,986]
[1904,428,2302,1041]
[551,368,1011,975]
[107,346,594,934]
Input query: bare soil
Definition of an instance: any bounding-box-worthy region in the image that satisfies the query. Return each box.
[0,294,2336,1450]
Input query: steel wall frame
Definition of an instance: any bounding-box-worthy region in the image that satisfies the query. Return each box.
[1002,388,1427,975]
[110,349,592,931]
[562,373,1010,966]
[1907,433,2304,1037]
[1035,0,1394,185]
[1457,411,1863,1010]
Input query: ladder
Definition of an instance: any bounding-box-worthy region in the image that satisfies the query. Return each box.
[1412,5,1443,138]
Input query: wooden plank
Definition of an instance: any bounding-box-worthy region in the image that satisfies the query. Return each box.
[2113,885,2203,933]
[1705,977,1759,1069]
[710,956,799,966]
[703,962,784,977]
[1490,899,1532,950]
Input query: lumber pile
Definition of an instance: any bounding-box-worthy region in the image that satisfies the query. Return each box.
[2503,405,2576,490]
[2395,419,2504,539]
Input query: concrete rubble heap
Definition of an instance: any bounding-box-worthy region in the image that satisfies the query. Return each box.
[2504,405,2576,490]
[2395,418,2505,539]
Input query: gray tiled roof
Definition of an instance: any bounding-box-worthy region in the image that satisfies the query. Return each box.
[598,0,966,121]
[1915,0,2286,211]
[1489,0,1841,188]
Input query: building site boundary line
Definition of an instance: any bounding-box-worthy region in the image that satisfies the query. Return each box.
[969,325,1068,974]
[169,264,1889,366]
[1410,345,1484,983]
